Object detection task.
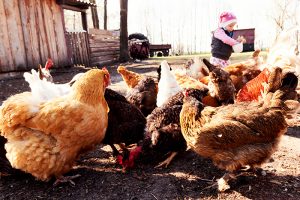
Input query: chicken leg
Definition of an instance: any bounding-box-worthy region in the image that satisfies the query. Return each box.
[53,174,81,186]
[110,144,121,156]
[110,143,129,157]
[155,152,178,168]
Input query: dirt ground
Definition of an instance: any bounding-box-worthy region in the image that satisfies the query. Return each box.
[0,55,299,200]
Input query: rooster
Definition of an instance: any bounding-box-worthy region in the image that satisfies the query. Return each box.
[180,79,299,191]
[0,69,110,184]
[156,60,182,107]
[117,88,208,171]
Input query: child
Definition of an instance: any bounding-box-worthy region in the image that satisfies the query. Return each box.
[210,12,244,68]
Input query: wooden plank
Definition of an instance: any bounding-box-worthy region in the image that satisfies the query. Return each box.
[89,28,114,36]
[4,0,27,70]
[89,46,120,53]
[89,43,120,48]
[90,50,120,58]
[35,0,49,64]
[51,1,70,67]
[19,0,33,68]
[81,32,89,66]
[42,0,58,66]
[27,0,41,68]
[84,32,90,66]
[89,34,118,40]
[76,33,83,65]
[0,0,14,72]
[89,39,120,44]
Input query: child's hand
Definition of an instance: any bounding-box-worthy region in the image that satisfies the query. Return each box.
[237,35,246,43]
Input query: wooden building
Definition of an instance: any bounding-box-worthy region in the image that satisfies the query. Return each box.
[0,0,120,73]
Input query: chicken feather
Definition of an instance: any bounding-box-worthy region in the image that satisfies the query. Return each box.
[0,69,109,181]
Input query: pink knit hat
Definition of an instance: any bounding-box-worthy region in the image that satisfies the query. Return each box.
[219,12,237,28]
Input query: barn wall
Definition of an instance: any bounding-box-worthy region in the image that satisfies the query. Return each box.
[0,0,71,73]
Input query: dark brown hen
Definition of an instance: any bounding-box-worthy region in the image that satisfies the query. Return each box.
[103,88,146,156]
[203,59,235,105]
[126,77,157,116]
[118,88,208,170]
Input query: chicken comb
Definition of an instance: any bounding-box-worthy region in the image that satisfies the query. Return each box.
[183,90,189,97]
[45,58,53,70]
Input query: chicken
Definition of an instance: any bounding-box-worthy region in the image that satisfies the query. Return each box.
[265,28,300,75]
[0,69,110,184]
[102,88,146,156]
[180,83,299,191]
[38,58,54,82]
[117,88,208,171]
[117,65,144,89]
[126,76,157,116]
[157,63,208,93]
[223,50,263,91]
[203,59,235,105]
[236,67,298,102]
[199,50,263,91]
[156,60,182,107]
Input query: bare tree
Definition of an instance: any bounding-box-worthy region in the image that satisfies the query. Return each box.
[119,0,130,62]
[269,0,293,39]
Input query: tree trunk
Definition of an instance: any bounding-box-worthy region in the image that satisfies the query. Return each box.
[90,0,99,29]
[104,0,107,30]
[119,0,130,62]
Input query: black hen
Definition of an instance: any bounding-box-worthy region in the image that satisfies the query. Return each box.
[118,88,208,170]
[126,77,157,116]
[0,135,21,176]
[103,88,146,156]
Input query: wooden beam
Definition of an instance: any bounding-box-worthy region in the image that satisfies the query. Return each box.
[90,0,99,29]
[104,0,107,30]
[119,0,129,62]
[81,12,87,31]
[61,4,86,12]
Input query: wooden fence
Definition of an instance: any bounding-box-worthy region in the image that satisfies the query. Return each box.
[88,29,120,66]
[0,0,71,73]
[65,32,90,67]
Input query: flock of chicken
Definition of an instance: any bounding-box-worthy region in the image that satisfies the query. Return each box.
[0,32,300,192]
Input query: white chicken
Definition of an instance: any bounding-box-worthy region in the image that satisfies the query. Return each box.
[23,69,84,102]
[156,61,182,107]
[264,27,300,75]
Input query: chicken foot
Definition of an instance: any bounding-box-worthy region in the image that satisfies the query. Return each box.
[53,174,81,187]
[155,152,178,168]
[110,144,120,156]
[109,143,129,157]
[202,172,236,192]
